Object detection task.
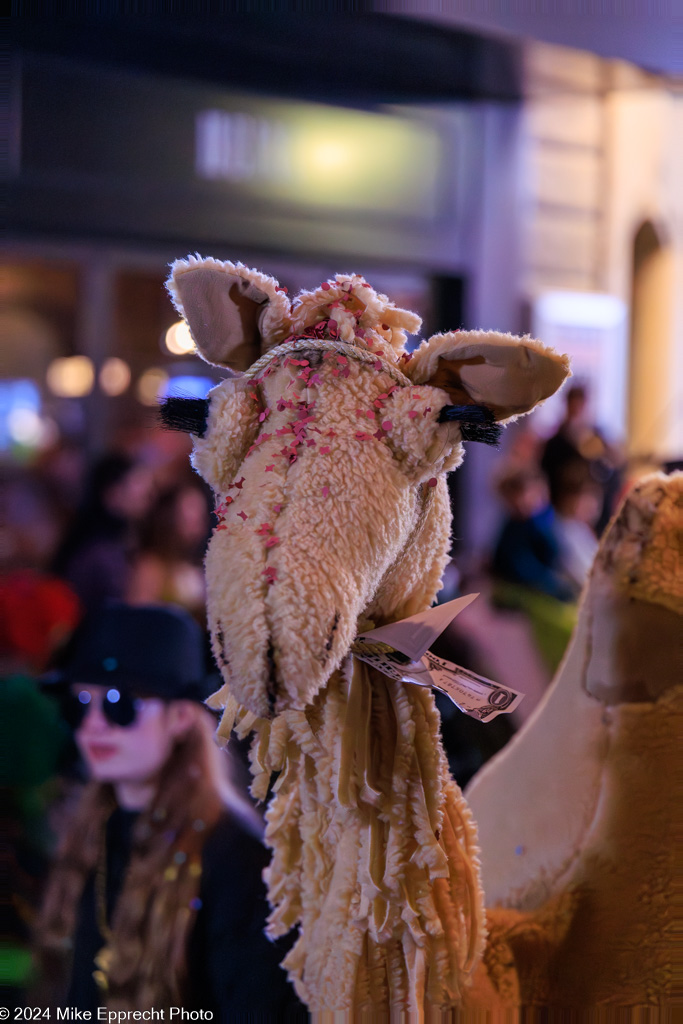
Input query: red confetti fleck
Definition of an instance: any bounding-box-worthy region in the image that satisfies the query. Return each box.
[373,429,384,440]
[382,324,389,331]
[273,504,283,514]
[362,283,372,288]
[319,445,330,455]
[258,410,270,422]
[237,511,248,521]
[321,486,329,497]
[306,439,316,447]
[321,282,331,291]
[331,369,340,377]
[327,430,337,438]
[423,407,432,417]
[265,536,279,549]
[365,410,375,420]
[336,355,348,364]
[265,465,274,472]
[354,431,373,441]
[215,523,228,532]
[262,567,278,584]
[428,478,438,487]
[382,420,393,431]
[374,360,383,371]
[408,410,419,419]
[255,523,272,536]
[231,478,245,490]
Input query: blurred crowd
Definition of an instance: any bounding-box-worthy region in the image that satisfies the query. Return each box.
[0,382,625,1012]
[487,382,624,672]
[1,428,308,1015]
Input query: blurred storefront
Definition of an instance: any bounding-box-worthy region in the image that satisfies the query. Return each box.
[4,15,682,558]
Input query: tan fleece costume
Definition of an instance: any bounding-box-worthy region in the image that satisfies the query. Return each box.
[166,256,569,1014]
[466,471,682,1011]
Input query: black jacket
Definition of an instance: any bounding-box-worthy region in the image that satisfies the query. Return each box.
[67,807,307,1021]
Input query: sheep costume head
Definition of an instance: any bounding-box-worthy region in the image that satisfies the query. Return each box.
[164,256,570,1014]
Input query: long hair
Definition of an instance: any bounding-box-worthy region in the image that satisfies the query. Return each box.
[37,705,259,1009]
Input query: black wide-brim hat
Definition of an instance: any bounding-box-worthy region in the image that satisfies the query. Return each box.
[44,602,214,703]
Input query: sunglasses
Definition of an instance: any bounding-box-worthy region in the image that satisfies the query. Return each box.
[63,687,148,729]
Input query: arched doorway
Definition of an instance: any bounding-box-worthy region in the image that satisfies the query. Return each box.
[629,220,675,460]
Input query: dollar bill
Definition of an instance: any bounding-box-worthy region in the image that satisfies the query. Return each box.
[351,638,524,722]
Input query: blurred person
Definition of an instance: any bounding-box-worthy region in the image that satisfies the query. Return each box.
[551,459,601,595]
[2,470,64,574]
[35,603,304,1018]
[1,571,81,1004]
[36,440,88,525]
[491,467,576,671]
[541,383,622,533]
[51,454,154,608]
[127,479,210,623]
[492,466,574,603]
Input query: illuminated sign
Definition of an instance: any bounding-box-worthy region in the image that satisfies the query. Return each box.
[11,56,459,258]
[194,103,442,218]
[532,290,628,440]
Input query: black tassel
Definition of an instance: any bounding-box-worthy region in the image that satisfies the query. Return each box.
[438,403,502,446]
[159,396,209,437]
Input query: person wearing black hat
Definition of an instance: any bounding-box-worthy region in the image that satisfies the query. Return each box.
[36,603,305,1019]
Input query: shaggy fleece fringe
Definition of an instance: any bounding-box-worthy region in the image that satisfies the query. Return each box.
[239,662,486,1013]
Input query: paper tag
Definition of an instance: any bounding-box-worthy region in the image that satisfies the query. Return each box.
[359,593,479,662]
[352,611,524,722]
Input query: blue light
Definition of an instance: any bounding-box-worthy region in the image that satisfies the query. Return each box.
[106,688,121,703]
[0,379,41,451]
[163,376,215,400]
[78,690,92,704]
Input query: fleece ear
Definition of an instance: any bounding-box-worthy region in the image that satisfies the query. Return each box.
[166,256,292,371]
[407,330,570,423]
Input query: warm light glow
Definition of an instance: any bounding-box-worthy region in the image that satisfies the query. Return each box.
[164,321,196,356]
[287,108,440,215]
[307,139,352,173]
[99,357,131,396]
[136,367,169,406]
[194,102,442,218]
[46,356,95,398]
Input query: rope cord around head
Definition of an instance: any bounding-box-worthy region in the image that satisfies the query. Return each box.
[243,338,414,388]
